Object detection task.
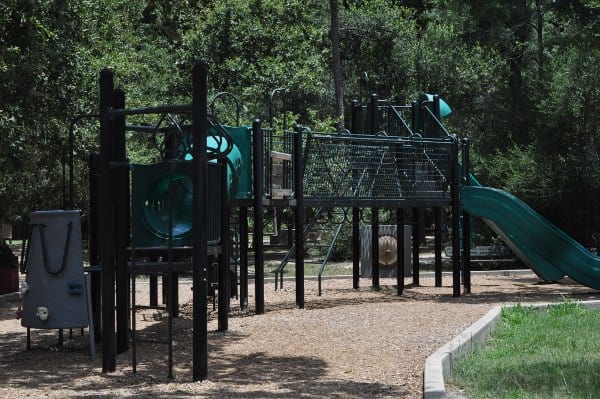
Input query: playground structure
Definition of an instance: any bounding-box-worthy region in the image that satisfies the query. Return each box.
[19,59,600,383]
[81,60,467,380]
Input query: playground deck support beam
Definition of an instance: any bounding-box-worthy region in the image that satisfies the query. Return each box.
[114,88,130,355]
[218,158,230,332]
[396,208,405,295]
[369,93,378,135]
[294,124,305,309]
[99,68,117,373]
[412,208,420,286]
[410,100,418,134]
[192,59,209,381]
[351,100,361,135]
[350,101,361,289]
[352,208,360,289]
[371,208,380,289]
[239,206,249,309]
[451,136,461,297]
[252,119,265,315]
[434,207,443,287]
[88,152,102,341]
[462,138,472,294]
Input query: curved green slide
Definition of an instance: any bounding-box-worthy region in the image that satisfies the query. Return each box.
[462,185,600,289]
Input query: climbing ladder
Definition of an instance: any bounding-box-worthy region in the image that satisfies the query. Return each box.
[273,206,346,294]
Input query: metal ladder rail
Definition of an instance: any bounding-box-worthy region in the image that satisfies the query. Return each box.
[272,137,354,289]
[316,219,346,296]
[388,105,413,136]
[273,206,327,290]
[366,146,390,197]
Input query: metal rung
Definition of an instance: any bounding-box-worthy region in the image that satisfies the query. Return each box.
[128,261,193,273]
[133,305,168,311]
[271,188,292,199]
[270,150,292,161]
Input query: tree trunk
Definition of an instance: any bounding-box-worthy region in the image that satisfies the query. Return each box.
[330,0,344,131]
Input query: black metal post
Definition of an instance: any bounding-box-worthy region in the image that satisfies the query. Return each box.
[462,137,471,294]
[434,207,443,287]
[451,136,461,297]
[252,119,265,314]
[412,208,420,286]
[351,100,361,135]
[99,68,116,373]
[369,93,378,135]
[352,208,360,289]
[88,152,102,341]
[192,59,209,381]
[371,208,380,288]
[293,124,305,309]
[433,94,441,138]
[396,208,404,295]
[113,88,129,355]
[239,206,249,309]
[411,100,418,134]
[218,159,230,331]
[69,114,100,210]
[149,259,158,306]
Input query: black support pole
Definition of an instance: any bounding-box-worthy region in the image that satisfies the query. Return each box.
[218,159,230,331]
[88,152,102,341]
[434,207,443,287]
[239,206,249,309]
[369,93,378,135]
[351,99,361,135]
[192,59,209,381]
[396,208,404,295]
[113,88,129,355]
[352,208,360,289]
[149,267,158,306]
[451,136,461,298]
[293,124,305,309]
[462,137,471,294]
[412,208,420,286]
[371,207,380,289]
[99,68,116,373]
[252,119,265,314]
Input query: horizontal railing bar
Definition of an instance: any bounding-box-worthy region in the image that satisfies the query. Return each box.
[302,198,451,208]
[109,104,192,117]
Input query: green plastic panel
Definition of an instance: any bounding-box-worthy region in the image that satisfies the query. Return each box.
[131,161,222,247]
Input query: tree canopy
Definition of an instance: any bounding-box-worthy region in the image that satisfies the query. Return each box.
[0,0,598,245]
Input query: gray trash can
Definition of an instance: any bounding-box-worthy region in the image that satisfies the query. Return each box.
[21,210,88,329]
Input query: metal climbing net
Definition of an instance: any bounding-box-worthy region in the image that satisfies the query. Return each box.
[302,133,455,204]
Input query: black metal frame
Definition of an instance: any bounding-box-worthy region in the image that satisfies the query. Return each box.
[94,60,233,381]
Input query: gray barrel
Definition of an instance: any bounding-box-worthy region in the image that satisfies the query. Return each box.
[21,210,88,329]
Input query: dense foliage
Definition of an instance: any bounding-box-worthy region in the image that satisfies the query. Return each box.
[0,0,598,244]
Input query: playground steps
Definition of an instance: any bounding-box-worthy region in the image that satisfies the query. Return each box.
[273,207,346,293]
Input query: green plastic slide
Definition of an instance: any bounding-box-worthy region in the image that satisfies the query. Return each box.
[462,185,600,289]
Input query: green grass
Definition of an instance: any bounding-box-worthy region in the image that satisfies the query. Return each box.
[450,300,600,398]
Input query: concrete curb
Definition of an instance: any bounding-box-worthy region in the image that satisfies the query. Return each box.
[423,299,600,399]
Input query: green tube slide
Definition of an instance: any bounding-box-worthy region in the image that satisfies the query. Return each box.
[462,185,600,289]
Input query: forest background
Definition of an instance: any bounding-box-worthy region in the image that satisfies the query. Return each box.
[0,0,598,247]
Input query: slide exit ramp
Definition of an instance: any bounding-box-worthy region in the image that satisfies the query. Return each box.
[461,185,600,290]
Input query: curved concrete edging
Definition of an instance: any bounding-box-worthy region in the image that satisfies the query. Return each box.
[423,300,600,399]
